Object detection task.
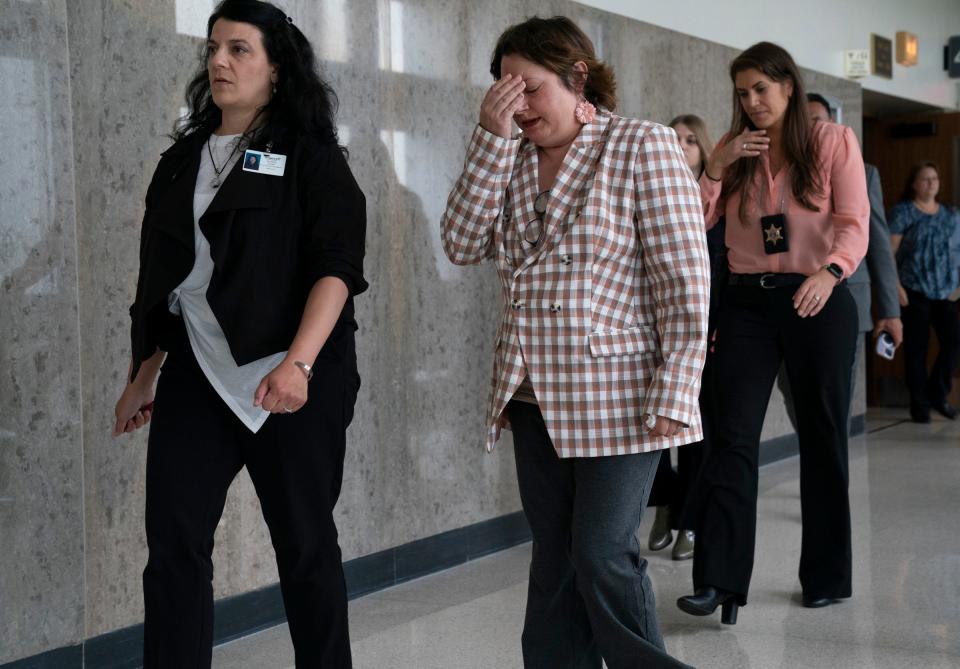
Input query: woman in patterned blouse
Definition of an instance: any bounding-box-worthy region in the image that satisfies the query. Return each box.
[676,41,869,623]
[888,161,960,423]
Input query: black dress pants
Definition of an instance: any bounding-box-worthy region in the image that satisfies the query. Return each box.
[692,282,857,603]
[902,288,960,414]
[142,323,358,668]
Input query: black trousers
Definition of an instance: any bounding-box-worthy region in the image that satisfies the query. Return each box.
[509,401,692,669]
[142,322,359,668]
[902,288,960,414]
[647,353,713,529]
[691,282,857,603]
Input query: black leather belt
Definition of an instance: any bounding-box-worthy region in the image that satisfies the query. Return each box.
[728,273,807,289]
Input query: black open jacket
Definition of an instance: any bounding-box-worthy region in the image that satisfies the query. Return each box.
[128,130,367,381]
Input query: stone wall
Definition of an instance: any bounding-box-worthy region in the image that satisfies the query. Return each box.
[0,0,862,661]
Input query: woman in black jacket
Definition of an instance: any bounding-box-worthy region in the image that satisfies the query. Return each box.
[111,2,366,666]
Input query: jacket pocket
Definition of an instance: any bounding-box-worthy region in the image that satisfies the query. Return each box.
[588,326,658,357]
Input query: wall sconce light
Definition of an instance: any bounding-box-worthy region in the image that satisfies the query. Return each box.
[896,31,918,66]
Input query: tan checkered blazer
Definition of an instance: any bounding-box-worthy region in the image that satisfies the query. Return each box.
[441,111,710,457]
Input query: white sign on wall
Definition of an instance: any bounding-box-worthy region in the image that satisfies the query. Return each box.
[844,49,870,78]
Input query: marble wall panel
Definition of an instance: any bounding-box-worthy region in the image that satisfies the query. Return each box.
[0,0,85,663]
[66,0,220,637]
[70,0,524,637]
[2,0,868,659]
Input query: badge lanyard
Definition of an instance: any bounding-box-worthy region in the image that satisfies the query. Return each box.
[760,171,790,255]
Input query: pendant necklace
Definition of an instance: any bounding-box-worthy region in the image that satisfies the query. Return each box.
[207,135,241,188]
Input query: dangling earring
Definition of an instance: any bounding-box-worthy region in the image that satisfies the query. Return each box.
[574,97,596,124]
[272,81,277,95]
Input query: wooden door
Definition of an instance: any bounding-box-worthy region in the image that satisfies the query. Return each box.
[863,111,960,408]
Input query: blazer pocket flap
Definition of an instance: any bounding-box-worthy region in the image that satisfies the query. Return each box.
[588,326,657,357]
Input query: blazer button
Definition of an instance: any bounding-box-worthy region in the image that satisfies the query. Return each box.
[561,254,573,265]
[550,303,562,313]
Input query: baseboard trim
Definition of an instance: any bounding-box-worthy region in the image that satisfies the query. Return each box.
[5,415,868,669]
[757,431,799,466]
[1,512,531,669]
[850,413,866,436]
[1,646,82,669]
[758,413,866,467]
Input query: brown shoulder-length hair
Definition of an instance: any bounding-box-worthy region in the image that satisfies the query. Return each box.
[669,114,714,175]
[725,42,822,226]
[490,16,617,111]
[899,161,940,202]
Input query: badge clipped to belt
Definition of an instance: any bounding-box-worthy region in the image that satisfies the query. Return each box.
[760,177,789,255]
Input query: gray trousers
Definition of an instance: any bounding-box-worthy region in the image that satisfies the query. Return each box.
[508,401,693,669]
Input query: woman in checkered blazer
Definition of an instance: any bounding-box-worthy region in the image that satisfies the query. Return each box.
[441,16,709,669]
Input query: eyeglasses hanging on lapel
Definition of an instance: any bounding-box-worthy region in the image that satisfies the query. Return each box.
[522,190,551,246]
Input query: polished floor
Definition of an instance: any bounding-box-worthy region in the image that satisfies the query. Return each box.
[212,409,960,668]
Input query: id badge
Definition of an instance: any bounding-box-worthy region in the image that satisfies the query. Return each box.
[242,149,286,176]
[760,213,789,254]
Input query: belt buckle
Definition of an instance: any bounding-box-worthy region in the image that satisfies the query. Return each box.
[760,273,776,289]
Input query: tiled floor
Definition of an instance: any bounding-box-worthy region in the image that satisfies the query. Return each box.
[213,409,960,668]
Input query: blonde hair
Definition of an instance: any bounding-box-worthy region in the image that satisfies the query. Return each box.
[668,114,714,175]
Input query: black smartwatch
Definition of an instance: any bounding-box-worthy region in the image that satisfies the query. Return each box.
[823,263,843,281]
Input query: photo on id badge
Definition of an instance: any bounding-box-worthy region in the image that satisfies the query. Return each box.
[243,149,286,177]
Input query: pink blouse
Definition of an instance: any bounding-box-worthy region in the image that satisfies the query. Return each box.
[699,121,869,278]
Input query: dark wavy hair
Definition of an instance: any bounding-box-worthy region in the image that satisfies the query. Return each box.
[725,42,822,226]
[899,161,940,203]
[806,93,832,119]
[172,0,340,151]
[490,16,617,111]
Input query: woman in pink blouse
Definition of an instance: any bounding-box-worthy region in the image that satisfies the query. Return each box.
[676,42,869,624]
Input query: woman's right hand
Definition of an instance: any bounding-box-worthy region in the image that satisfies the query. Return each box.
[113,381,155,437]
[705,129,771,179]
[479,74,526,139]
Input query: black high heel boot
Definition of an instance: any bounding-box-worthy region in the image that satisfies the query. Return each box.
[677,586,740,625]
[720,598,738,624]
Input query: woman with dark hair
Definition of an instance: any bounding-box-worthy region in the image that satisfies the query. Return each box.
[676,42,868,623]
[112,1,366,666]
[442,15,709,669]
[889,162,960,422]
[647,114,718,561]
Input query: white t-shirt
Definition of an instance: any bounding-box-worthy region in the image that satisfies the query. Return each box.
[168,132,287,433]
